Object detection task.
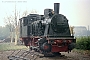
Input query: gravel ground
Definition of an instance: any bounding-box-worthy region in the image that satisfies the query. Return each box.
[0,50,90,60]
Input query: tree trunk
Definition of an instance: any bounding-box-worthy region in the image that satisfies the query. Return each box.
[15,32,17,45]
[10,32,13,43]
[15,27,18,45]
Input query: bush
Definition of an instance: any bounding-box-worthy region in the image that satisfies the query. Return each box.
[76,36,90,50]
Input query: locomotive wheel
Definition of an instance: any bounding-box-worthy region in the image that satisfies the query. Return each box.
[42,42,51,52]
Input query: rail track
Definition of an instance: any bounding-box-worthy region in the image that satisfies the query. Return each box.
[7,49,41,60]
[0,49,90,60]
[7,49,68,60]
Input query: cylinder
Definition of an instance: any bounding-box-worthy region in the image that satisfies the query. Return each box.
[54,3,60,14]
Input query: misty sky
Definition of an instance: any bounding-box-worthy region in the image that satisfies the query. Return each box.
[0,0,90,29]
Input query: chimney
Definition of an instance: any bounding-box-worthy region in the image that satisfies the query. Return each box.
[54,3,60,14]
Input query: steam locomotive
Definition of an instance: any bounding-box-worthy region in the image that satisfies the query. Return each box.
[19,3,76,56]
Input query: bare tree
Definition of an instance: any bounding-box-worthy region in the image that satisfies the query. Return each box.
[4,15,15,43]
[70,26,75,36]
[30,9,37,14]
[22,10,29,17]
[4,6,19,45]
[22,9,38,17]
[14,5,20,45]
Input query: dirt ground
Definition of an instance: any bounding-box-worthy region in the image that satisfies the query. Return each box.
[0,49,90,60]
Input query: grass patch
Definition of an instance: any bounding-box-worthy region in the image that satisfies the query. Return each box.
[73,49,90,55]
[0,42,28,51]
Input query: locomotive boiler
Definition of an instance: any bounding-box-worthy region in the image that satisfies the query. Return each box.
[19,3,76,56]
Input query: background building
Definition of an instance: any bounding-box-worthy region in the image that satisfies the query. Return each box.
[73,26,90,37]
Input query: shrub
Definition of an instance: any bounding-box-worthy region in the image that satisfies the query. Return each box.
[76,36,90,50]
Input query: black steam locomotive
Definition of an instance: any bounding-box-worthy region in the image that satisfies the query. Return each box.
[19,3,76,56]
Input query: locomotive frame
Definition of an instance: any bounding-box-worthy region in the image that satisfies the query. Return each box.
[19,3,76,56]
